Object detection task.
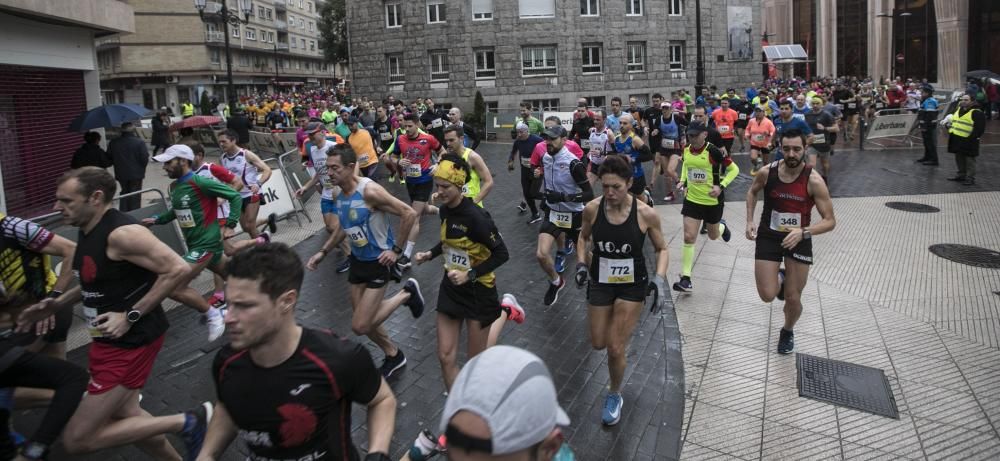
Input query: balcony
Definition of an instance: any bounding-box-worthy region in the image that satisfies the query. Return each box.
[205,30,225,44]
[275,20,287,31]
[274,0,286,12]
[96,35,120,51]
[276,42,290,52]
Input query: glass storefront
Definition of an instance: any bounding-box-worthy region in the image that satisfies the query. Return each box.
[837,0,869,78]
[969,0,1000,74]
[792,0,816,78]
[893,0,937,82]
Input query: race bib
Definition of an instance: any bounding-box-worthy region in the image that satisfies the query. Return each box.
[520,157,532,168]
[738,113,747,120]
[875,102,885,109]
[176,208,195,228]
[345,226,369,247]
[770,211,802,232]
[835,104,844,110]
[598,257,635,284]
[322,174,336,190]
[752,133,766,143]
[84,307,103,338]
[358,154,369,165]
[380,132,392,141]
[718,125,732,134]
[444,246,471,271]
[581,139,591,150]
[549,211,572,229]
[688,168,708,184]
[431,118,443,128]
[406,164,422,177]
[661,138,676,149]
[847,103,857,109]
[812,134,826,144]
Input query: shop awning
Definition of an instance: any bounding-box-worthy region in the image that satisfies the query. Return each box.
[762,44,811,63]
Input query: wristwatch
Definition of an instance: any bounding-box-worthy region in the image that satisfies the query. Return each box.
[392,244,403,254]
[126,309,142,323]
[467,268,478,282]
[802,228,812,240]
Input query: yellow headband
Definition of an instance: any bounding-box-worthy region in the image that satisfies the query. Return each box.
[433,159,467,187]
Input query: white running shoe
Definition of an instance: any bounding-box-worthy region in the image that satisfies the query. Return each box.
[206,309,225,342]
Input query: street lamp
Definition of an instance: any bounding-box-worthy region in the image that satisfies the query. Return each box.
[694,0,705,95]
[195,0,253,106]
[877,9,912,79]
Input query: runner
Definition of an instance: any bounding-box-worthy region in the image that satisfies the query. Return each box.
[295,122,353,274]
[530,116,586,273]
[584,109,616,187]
[412,154,526,390]
[143,144,246,342]
[731,95,751,152]
[515,102,544,136]
[196,243,397,461]
[612,115,654,205]
[305,144,424,379]
[1,213,87,461]
[442,125,493,206]
[346,116,380,179]
[446,107,481,150]
[534,126,594,306]
[673,121,739,293]
[575,154,669,426]
[745,129,836,354]
[218,129,275,239]
[649,102,687,202]
[711,97,739,154]
[390,113,447,270]
[19,167,211,459]
[508,123,544,222]
[745,106,776,175]
[803,96,838,182]
[771,100,813,161]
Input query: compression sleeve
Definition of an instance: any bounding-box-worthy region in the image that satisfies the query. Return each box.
[635,143,653,163]
[569,160,595,203]
[470,224,509,276]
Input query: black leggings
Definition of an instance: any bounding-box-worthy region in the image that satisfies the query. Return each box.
[0,348,88,446]
[519,166,539,215]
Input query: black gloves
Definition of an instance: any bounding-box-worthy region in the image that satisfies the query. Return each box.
[575,262,589,287]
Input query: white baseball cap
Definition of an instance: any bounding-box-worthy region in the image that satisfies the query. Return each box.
[153,144,195,162]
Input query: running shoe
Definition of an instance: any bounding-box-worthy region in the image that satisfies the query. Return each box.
[602,393,624,426]
[408,429,442,461]
[750,164,760,176]
[207,293,227,310]
[501,293,526,324]
[267,213,278,234]
[700,223,708,235]
[776,268,786,301]
[643,189,654,206]
[399,176,406,184]
[389,261,403,283]
[336,257,351,274]
[517,201,528,213]
[554,251,566,273]
[403,278,425,318]
[543,277,565,306]
[380,350,407,378]
[206,310,225,342]
[663,193,675,202]
[181,402,213,461]
[720,219,732,242]
[388,174,396,183]
[255,232,271,244]
[777,328,795,354]
[564,240,575,256]
[396,255,413,270]
[672,276,693,293]
[527,214,542,224]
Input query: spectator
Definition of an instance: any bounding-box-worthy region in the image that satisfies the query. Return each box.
[986,80,999,121]
[106,122,149,211]
[150,108,171,155]
[70,131,112,169]
[226,108,253,147]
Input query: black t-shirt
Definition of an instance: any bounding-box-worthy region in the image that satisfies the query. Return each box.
[803,111,835,152]
[420,109,446,143]
[213,328,381,461]
[373,118,394,151]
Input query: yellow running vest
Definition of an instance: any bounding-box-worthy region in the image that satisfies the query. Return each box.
[460,148,482,207]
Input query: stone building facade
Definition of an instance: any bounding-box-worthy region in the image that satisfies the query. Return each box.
[347,0,761,110]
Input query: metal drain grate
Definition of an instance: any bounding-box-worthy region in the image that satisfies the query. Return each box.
[885,201,940,213]
[797,354,899,419]
[929,244,1000,269]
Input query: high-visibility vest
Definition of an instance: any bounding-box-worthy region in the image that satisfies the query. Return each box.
[181,103,194,116]
[948,107,977,138]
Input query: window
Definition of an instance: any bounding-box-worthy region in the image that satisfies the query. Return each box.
[245,27,256,40]
[299,18,305,28]
[472,0,493,20]
[232,25,240,37]
[526,99,560,111]
[581,43,602,73]
[474,48,496,78]
[485,101,499,112]
[626,41,646,72]
[519,0,555,18]
[580,0,599,16]
[309,40,315,51]
[308,2,313,12]
[305,61,311,70]
[668,41,684,70]
[386,3,402,27]
[298,0,304,8]
[308,21,314,31]
[629,94,649,106]
[295,60,301,69]
[266,8,273,19]
[258,6,265,17]
[291,38,297,48]
[587,96,606,109]
[427,1,446,23]
[626,0,643,16]
[387,54,404,83]
[239,54,250,66]
[521,46,557,76]
[429,50,449,81]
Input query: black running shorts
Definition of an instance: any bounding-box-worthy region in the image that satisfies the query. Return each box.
[347,255,391,288]
[754,232,813,265]
[437,279,501,327]
[681,200,724,224]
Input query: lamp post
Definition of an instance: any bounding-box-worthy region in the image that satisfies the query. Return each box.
[694,0,705,95]
[877,9,912,79]
[195,0,253,106]
[273,42,280,89]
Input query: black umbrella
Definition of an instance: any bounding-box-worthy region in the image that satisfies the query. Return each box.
[965,70,1000,81]
[68,103,153,132]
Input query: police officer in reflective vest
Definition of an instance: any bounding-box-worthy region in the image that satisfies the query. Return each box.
[945,94,985,186]
[181,100,195,119]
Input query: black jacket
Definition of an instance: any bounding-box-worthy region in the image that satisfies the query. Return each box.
[71,143,112,169]
[106,131,149,181]
[947,107,986,156]
[226,114,254,144]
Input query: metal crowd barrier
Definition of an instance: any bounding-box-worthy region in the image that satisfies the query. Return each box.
[278,149,316,207]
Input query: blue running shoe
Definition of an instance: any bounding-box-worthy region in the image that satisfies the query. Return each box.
[602,393,623,426]
[181,402,213,461]
[554,251,566,273]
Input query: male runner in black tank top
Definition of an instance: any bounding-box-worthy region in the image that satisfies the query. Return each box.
[198,244,397,461]
[17,167,213,459]
[745,130,836,355]
[575,155,670,426]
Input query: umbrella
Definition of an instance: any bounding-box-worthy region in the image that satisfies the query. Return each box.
[169,115,223,131]
[67,103,152,132]
[965,70,1000,80]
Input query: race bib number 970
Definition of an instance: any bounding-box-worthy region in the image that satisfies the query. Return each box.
[688,168,708,184]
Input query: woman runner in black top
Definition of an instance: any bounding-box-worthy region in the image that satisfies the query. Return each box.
[575,155,669,427]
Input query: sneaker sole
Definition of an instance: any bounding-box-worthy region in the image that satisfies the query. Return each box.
[501,294,525,324]
[544,282,565,306]
[383,356,408,378]
[406,278,425,318]
[528,218,543,224]
[602,396,623,426]
[672,283,693,293]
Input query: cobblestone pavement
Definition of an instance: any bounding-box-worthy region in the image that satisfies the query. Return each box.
[15,141,1000,460]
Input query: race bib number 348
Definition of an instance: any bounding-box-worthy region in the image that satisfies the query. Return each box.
[769,211,802,232]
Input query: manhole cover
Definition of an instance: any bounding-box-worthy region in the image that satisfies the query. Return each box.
[797,354,899,419]
[929,244,1000,268]
[885,201,940,213]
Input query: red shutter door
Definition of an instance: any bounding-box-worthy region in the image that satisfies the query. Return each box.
[0,65,87,217]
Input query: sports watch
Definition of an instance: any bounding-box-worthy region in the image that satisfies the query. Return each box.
[126,309,142,323]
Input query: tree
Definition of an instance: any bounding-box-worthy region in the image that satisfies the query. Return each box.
[199,91,212,116]
[464,91,486,131]
[317,0,348,71]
